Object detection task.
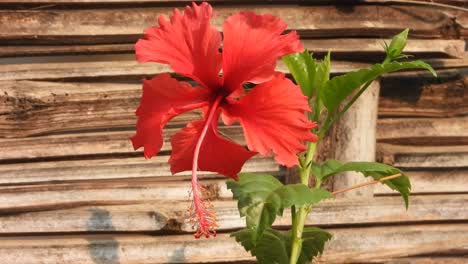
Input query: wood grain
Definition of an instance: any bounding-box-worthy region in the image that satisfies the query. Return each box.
[1,72,464,137]
[332,82,379,196]
[379,73,467,117]
[377,116,468,145]
[375,169,468,194]
[0,5,466,45]
[0,156,278,185]
[1,38,464,58]
[0,194,465,233]
[0,224,466,263]
[378,143,468,168]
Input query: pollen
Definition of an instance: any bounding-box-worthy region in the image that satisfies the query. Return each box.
[187,184,219,239]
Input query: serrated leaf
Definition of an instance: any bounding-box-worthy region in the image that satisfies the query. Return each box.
[232,228,289,264]
[292,227,332,264]
[319,60,436,113]
[334,162,411,208]
[386,28,409,60]
[227,173,333,242]
[311,159,342,182]
[233,227,332,264]
[312,51,331,95]
[313,161,411,208]
[283,50,316,98]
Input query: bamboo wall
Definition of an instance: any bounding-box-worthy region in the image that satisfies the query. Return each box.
[0,1,467,263]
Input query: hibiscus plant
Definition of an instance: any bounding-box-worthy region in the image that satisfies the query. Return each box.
[131,2,436,264]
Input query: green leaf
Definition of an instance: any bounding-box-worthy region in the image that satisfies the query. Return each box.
[227,173,333,242]
[319,60,436,113]
[310,159,342,182]
[313,161,411,208]
[386,28,409,60]
[232,228,289,264]
[233,227,332,264]
[334,162,411,208]
[283,50,316,98]
[312,51,331,95]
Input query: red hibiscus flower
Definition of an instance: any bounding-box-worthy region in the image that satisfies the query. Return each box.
[131,2,317,238]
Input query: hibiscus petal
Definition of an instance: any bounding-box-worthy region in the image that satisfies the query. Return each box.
[169,119,256,179]
[131,73,211,159]
[135,2,222,89]
[222,11,303,93]
[222,74,317,167]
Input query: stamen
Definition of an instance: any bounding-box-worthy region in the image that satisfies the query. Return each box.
[189,96,223,239]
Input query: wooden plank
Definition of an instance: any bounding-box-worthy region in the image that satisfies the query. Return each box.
[377,116,468,145]
[1,115,465,163]
[1,38,464,58]
[377,143,468,168]
[0,224,466,263]
[379,73,468,117]
[0,126,245,160]
[0,5,466,45]
[0,156,278,185]
[1,66,465,137]
[370,257,468,264]
[1,0,467,5]
[0,178,232,213]
[0,60,369,82]
[332,82,379,197]
[0,80,183,137]
[0,194,465,233]
[1,57,466,82]
[375,169,468,194]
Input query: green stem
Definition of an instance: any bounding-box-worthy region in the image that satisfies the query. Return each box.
[317,79,374,141]
[289,142,317,264]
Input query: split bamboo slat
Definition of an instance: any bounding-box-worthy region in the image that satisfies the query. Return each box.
[0,0,467,263]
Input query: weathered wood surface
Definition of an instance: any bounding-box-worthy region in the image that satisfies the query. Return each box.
[0,126,244,160]
[379,73,467,117]
[0,224,466,263]
[377,143,468,168]
[0,170,465,213]
[0,194,465,233]
[0,116,465,161]
[375,169,468,194]
[0,156,278,185]
[332,82,379,196]
[1,0,467,5]
[372,257,468,264]
[1,39,464,58]
[0,143,463,185]
[377,116,468,145]
[0,5,466,45]
[2,73,464,137]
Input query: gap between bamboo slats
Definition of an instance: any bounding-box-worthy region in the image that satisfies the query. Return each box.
[0,224,466,263]
[0,38,464,58]
[0,194,465,234]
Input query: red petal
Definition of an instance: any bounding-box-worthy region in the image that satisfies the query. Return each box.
[131,73,211,158]
[135,2,222,89]
[222,11,303,93]
[222,74,317,167]
[169,119,256,179]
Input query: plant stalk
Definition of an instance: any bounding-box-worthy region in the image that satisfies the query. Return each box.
[289,142,316,264]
